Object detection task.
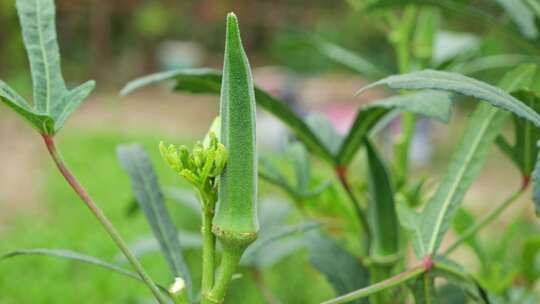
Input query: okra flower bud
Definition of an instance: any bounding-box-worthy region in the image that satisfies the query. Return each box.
[159,132,228,196]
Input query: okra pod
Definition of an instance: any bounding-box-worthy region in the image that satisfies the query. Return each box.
[203,13,258,304]
[212,13,258,250]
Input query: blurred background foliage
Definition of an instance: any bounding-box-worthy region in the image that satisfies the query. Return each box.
[2,0,540,303]
[1,0,535,88]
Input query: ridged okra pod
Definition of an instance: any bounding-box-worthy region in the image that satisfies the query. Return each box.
[212,13,258,249]
[204,13,258,304]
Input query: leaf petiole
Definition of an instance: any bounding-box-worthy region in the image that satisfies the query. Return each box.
[443,186,526,255]
[41,134,168,304]
[321,266,426,304]
[335,165,372,254]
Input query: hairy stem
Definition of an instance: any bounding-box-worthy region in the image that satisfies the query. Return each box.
[335,166,372,254]
[41,134,167,304]
[321,266,426,304]
[444,186,526,255]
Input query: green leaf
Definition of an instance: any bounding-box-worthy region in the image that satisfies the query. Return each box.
[287,141,311,193]
[119,230,203,262]
[497,63,537,92]
[432,258,489,304]
[366,0,540,55]
[532,140,540,215]
[409,273,437,304]
[313,39,388,78]
[400,177,428,208]
[52,80,95,132]
[305,113,343,156]
[396,203,425,259]
[420,103,508,256]
[0,80,55,133]
[521,235,540,282]
[526,0,540,19]
[1,248,167,292]
[16,0,67,113]
[306,230,369,304]
[242,222,319,268]
[164,187,201,215]
[337,91,453,165]
[356,70,540,128]
[496,135,519,167]
[121,68,221,96]
[121,68,334,162]
[495,64,540,178]
[433,31,479,66]
[246,237,306,270]
[259,157,297,196]
[450,54,540,75]
[452,208,486,267]
[437,284,467,304]
[507,90,540,177]
[494,0,538,39]
[0,0,95,135]
[373,91,453,123]
[365,140,399,259]
[259,142,331,200]
[495,64,540,181]
[229,199,319,269]
[117,144,192,298]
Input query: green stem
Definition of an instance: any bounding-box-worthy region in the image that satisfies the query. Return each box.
[395,40,410,74]
[390,5,416,74]
[41,134,167,303]
[200,191,216,294]
[369,264,393,304]
[203,248,242,304]
[335,166,372,255]
[321,266,426,304]
[444,187,526,255]
[389,6,417,187]
[394,113,416,187]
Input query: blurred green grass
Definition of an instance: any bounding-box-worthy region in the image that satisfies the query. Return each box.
[0,129,331,303]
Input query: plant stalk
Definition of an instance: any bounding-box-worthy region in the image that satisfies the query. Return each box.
[321,266,426,304]
[388,6,417,188]
[202,248,242,304]
[199,190,216,294]
[369,264,393,304]
[41,134,167,304]
[444,186,526,255]
[394,113,416,187]
[335,166,372,254]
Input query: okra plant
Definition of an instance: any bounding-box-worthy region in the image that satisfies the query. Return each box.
[2,0,540,303]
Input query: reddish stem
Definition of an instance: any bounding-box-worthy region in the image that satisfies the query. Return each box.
[336,165,350,190]
[42,134,98,214]
[522,175,531,190]
[334,165,372,254]
[41,134,167,303]
[422,255,434,271]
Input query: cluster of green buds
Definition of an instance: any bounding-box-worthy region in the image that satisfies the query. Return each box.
[159,132,228,203]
